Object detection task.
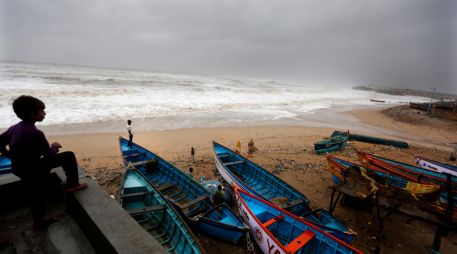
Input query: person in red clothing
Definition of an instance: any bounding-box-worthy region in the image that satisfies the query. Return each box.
[0,95,87,230]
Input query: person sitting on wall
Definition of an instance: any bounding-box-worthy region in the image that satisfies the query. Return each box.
[0,95,87,230]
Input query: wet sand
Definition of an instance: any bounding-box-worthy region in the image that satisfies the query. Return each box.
[46,106,457,253]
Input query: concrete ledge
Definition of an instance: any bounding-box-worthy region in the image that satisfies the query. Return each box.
[55,168,165,254]
[0,168,164,253]
[0,173,26,212]
[48,213,97,254]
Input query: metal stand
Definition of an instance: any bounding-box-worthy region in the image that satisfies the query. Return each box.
[327,186,453,253]
[328,188,343,214]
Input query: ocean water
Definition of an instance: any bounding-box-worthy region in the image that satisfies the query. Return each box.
[0,62,428,132]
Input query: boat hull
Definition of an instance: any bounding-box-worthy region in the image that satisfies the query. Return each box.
[194,204,246,243]
[358,151,457,189]
[315,142,347,154]
[213,142,354,243]
[0,156,12,175]
[120,169,204,254]
[234,187,362,254]
[327,155,440,196]
[314,136,348,154]
[119,137,247,243]
[358,151,457,213]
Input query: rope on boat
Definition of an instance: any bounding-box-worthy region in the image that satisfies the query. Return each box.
[246,233,255,254]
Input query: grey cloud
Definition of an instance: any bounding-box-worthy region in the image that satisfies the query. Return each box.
[1,0,456,93]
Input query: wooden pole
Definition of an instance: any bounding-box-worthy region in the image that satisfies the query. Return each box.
[431,226,443,252]
[430,104,435,117]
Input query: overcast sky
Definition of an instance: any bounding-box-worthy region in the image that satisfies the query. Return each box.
[1,0,456,93]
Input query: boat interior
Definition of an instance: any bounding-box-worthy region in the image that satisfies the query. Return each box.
[121,170,200,254]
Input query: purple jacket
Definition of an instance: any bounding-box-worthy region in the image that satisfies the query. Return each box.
[0,121,59,176]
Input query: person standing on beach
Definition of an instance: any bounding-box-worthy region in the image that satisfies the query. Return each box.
[247,138,258,158]
[191,147,195,163]
[235,140,241,154]
[0,95,87,230]
[127,120,133,148]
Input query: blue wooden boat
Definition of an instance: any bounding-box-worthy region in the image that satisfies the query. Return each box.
[358,152,457,222]
[119,137,248,243]
[358,151,457,220]
[0,155,12,175]
[358,151,457,192]
[314,135,348,154]
[120,168,204,253]
[326,155,440,196]
[213,142,355,243]
[234,186,362,254]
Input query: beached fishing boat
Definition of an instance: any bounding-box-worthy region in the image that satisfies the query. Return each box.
[119,137,247,243]
[326,155,457,224]
[213,142,355,243]
[358,151,457,210]
[120,168,204,253]
[0,155,11,175]
[331,131,409,148]
[409,102,430,111]
[326,155,440,196]
[370,99,385,103]
[234,186,363,254]
[410,101,456,111]
[358,151,457,189]
[415,156,457,177]
[314,135,348,154]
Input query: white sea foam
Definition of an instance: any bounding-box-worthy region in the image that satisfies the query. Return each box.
[0,62,430,130]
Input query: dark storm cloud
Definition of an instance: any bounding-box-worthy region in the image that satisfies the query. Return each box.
[1,0,456,93]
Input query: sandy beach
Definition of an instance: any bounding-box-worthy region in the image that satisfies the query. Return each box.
[41,105,457,253]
